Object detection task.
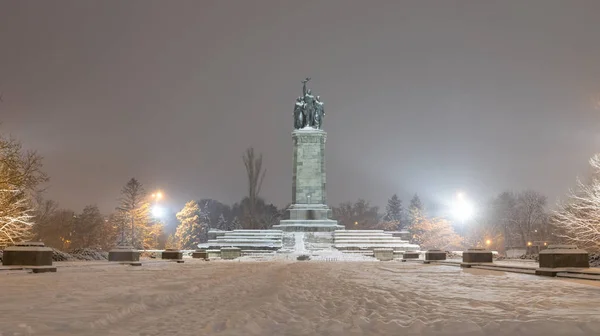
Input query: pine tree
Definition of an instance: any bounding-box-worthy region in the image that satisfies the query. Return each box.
[115,178,152,248]
[216,213,227,231]
[383,194,404,230]
[175,201,209,249]
[408,194,424,228]
[230,216,242,231]
[165,233,179,249]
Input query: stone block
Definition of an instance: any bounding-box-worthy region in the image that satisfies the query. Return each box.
[462,248,492,263]
[2,242,53,266]
[373,248,394,261]
[538,245,589,269]
[425,249,446,261]
[207,249,221,259]
[221,247,241,260]
[108,246,140,262]
[161,249,183,260]
[403,252,420,260]
[192,250,208,260]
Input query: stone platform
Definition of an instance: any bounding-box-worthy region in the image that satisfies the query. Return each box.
[274,219,344,232]
[203,230,283,250]
[333,230,420,252]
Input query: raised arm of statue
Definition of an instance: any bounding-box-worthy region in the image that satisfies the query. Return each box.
[302,77,311,97]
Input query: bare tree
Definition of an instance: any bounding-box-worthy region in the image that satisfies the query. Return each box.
[553,154,600,251]
[0,134,48,247]
[242,147,266,229]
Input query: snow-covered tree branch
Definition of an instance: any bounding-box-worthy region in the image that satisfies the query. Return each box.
[0,133,48,247]
[553,154,600,252]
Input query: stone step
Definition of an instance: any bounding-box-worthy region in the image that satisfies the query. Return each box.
[472,265,536,275]
[335,244,419,250]
[333,237,409,244]
[556,272,600,281]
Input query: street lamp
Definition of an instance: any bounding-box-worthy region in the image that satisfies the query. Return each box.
[151,191,163,201]
[451,191,474,223]
[152,205,166,218]
[150,190,165,219]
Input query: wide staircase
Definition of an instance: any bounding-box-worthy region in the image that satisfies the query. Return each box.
[202,229,284,251]
[333,230,420,252]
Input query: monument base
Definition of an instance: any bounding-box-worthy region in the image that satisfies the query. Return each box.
[273,219,344,232]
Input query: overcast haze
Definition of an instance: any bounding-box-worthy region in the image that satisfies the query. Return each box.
[2,0,600,214]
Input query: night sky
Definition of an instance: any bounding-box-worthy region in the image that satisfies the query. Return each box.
[2,1,600,215]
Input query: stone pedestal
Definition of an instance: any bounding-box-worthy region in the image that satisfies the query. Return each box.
[425,249,446,261]
[273,129,343,232]
[462,248,492,263]
[162,249,183,261]
[192,249,208,260]
[538,245,589,268]
[2,242,53,266]
[402,252,420,260]
[221,247,241,260]
[373,248,394,261]
[108,245,140,262]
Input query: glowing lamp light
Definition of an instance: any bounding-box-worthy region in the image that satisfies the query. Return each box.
[527,241,532,246]
[152,205,166,218]
[486,239,491,245]
[451,192,474,222]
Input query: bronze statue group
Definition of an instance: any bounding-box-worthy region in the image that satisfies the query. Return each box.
[294,78,325,130]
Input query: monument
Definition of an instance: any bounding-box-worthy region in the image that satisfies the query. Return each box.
[274,78,344,232]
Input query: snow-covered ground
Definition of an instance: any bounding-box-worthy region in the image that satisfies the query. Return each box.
[1,260,599,336]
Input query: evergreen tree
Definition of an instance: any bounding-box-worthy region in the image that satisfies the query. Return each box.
[216,213,228,231]
[71,205,105,249]
[116,178,153,248]
[230,216,242,231]
[165,233,179,249]
[383,194,404,230]
[408,194,424,229]
[175,201,209,249]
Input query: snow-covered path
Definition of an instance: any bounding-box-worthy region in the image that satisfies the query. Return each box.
[1,260,599,335]
[293,232,307,254]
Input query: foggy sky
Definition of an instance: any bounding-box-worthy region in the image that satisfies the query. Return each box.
[2,0,600,215]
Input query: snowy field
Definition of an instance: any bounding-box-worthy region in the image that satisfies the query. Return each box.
[1,260,600,336]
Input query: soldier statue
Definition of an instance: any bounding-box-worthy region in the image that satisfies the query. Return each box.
[294,77,325,130]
